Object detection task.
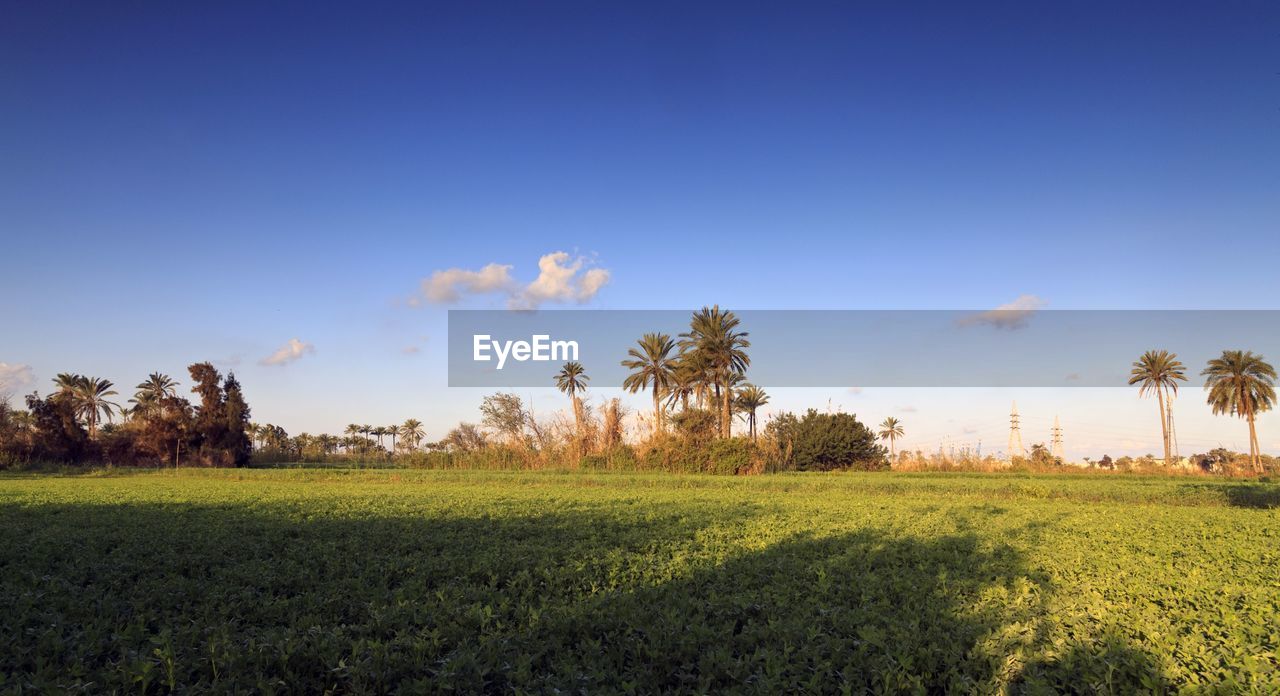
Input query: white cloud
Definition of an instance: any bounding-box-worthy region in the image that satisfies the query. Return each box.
[898,405,919,413]
[846,387,864,395]
[0,362,34,395]
[420,263,515,304]
[956,294,1046,330]
[415,251,610,309]
[260,339,315,366]
[402,345,421,355]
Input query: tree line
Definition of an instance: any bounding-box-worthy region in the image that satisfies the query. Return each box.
[0,363,251,467]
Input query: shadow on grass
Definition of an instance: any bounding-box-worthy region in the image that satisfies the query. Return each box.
[0,498,1166,693]
[1222,483,1280,509]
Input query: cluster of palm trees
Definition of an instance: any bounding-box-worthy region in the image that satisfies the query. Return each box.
[547,307,770,442]
[1129,349,1276,471]
[250,419,427,458]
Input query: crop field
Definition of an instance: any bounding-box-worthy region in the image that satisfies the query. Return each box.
[1,470,1278,693]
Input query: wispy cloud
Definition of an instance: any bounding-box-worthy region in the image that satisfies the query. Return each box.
[898,405,918,413]
[846,387,864,395]
[0,362,34,395]
[402,345,421,355]
[956,294,1045,330]
[260,339,315,366]
[412,251,610,309]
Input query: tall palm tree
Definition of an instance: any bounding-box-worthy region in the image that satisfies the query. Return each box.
[74,377,120,438]
[622,333,676,437]
[555,361,589,448]
[371,426,388,449]
[386,424,400,453]
[360,424,373,448]
[1202,350,1276,472]
[734,384,769,441]
[1128,350,1188,466]
[879,417,905,460]
[679,306,750,438]
[401,419,425,450]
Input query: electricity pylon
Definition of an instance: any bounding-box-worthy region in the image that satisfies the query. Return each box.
[1051,415,1064,460]
[1008,402,1025,458]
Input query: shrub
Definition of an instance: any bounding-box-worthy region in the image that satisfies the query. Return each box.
[766,409,886,471]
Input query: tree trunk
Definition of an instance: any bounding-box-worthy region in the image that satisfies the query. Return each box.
[1247,408,1260,473]
[721,385,731,438]
[652,388,662,438]
[1156,387,1171,466]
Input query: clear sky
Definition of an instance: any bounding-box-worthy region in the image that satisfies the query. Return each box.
[2,2,1278,458]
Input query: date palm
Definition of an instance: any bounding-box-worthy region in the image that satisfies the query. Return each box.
[132,372,179,416]
[401,419,425,450]
[371,426,387,449]
[878,417,905,460]
[75,377,120,438]
[679,306,750,438]
[1128,350,1188,466]
[386,425,400,453]
[555,361,589,448]
[734,384,769,441]
[1202,350,1276,472]
[622,333,676,437]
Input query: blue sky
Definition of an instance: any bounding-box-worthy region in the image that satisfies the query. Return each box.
[2,2,1278,457]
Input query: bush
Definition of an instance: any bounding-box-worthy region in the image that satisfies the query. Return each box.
[766,409,886,472]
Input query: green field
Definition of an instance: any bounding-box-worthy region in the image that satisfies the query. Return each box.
[1,470,1278,693]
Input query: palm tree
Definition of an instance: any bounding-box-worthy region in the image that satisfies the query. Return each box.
[372,426,388,450]
[734,384,769,441]
[401,419,425,450]
[74,377,120,438]
[679,306,750,438]
[555,361,589,449]
[386,424,400,453]
[1202,350,1276,472]
[622,333,676,437]
[1128,350,1188,466]
[360,424,373,448]
[665,355,698,413]
[878,417,905,460]
[131,372,179,417]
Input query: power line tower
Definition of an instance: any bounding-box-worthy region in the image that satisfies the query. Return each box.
[1008,401,1025,459]
[1051,415,1064,461]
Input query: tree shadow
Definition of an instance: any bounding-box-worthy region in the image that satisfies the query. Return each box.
[0,496,1168,693]
[1221,483,1280,509]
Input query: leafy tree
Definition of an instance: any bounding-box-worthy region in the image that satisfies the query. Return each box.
[767,409,886,471]
[1128,350,1187,466]
[220,373,252,466]
[622,333,676,437]
[439,422,487,452]
[1202,350,1276,472]
[23,391,90,462]
[188,362,227,457]
[480,393,529,446]
[878,417,905,459]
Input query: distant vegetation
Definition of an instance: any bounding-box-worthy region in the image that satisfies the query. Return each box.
[1,308,1276,476]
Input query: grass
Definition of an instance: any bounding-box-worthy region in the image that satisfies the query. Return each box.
[1,469,1277,693]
